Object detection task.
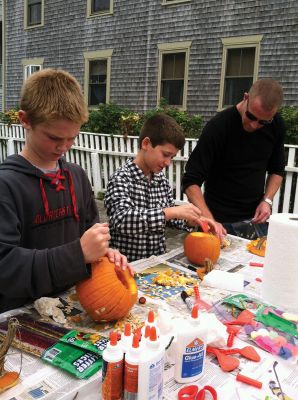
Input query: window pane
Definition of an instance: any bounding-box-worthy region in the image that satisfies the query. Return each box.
[89,60,107,106]
[162,53,185,79]
[226,48,255,76]
[223,77,253,106]
[92,0,110,13]
[161,80,184,106]
[28,0,41,25]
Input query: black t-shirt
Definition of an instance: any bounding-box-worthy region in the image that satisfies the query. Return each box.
[182,106,285,222]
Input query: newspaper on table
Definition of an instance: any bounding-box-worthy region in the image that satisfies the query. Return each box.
[1,234,298,399]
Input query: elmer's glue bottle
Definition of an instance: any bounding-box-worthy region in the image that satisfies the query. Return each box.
[174,305,206,383]
[138,326,165,400]
[123,333,141,399]
[102,331,124,400]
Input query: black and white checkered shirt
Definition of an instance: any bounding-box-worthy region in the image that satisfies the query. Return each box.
[104,158,190,262]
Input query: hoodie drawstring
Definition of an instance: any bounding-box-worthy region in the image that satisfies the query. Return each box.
[39,169,79,221]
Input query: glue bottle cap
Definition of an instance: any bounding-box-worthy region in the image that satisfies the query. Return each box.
[148,310,154,323]
[144,325,151,338]
[150,326,157,341]
[124,323,131,337]
[132,333,140,348]
[109,331,118,346]
[191,304,199,319]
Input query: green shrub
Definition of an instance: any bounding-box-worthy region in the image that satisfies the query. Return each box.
[0,107,20,126]
[280,106,298,145]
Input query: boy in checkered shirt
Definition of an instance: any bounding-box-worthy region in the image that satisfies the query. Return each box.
[105,114,217,261]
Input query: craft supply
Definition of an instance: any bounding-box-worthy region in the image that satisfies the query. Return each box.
[262,213,298,312]
[141,310,160,337]
[193,285,200,305]
[174,305,206,383]
[249,262,264,267]
[206,345,239,372]
[177,384,217,400]
[120,323,133,354]
[102,331,124,400]
[181,290,193,312]
[236,373,262,388]
[138,326,165,400]
[124,333,141,400]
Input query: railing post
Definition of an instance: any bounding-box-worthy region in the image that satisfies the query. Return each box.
[91,152,102,195]
[7,139,15,156]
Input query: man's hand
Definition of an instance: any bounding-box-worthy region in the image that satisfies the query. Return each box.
[163,203,202,226]
[105,248,134,275]
[80,223,110,264]
[252,201,271,224]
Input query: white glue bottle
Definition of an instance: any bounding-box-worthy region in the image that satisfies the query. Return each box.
[138,326,165,400]
[123,332,141,400]
[120,322,133,355]
[101,331,124,400]
[174,304,206,383]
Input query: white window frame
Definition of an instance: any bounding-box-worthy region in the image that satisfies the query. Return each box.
[161,0,191,5]
[218,35,263,110]
[24,0,44,29]
[87,0,113,17]
[83,49,113,108]
[22,58,44,81]
[157,41,191,111]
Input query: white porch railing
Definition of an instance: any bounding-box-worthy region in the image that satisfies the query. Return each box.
[1,123,298,213]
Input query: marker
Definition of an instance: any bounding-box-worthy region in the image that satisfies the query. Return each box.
[236,373,262,388]
[181,291,193,311]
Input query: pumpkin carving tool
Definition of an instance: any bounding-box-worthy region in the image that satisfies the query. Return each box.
[226,325,241,347]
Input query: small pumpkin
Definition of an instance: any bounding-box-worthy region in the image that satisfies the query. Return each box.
[76,257,138,321]
[184,232,220,265]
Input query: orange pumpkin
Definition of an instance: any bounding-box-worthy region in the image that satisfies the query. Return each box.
[76,257,138,321]
[184,232,220,265]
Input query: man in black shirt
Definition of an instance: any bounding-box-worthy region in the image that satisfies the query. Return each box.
[182,78,285,239]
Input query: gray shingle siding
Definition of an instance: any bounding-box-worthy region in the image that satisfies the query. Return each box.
[3,0,298,122]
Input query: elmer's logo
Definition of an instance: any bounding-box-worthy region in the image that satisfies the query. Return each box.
[185,338,204,353]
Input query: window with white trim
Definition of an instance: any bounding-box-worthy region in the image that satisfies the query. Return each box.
[22,58,44,81]
[84,50,113,107]
[219,35,263,109]
[157,42,191,110]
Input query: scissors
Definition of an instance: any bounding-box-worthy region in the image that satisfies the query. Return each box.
[178,384,217,400]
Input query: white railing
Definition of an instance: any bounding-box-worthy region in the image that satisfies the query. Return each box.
[1,123,298,213]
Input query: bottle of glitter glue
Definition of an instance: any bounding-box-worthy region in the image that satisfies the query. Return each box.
[102,331,124,400]
[123,332,141,399]
[174,304,206,383]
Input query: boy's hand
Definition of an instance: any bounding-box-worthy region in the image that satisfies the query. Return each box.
[164,203,202,226]
[199,217,227,240]
[80,223,110,264]
[106,248,134,275]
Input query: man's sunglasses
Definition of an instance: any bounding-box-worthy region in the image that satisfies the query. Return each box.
[245,100,274,126]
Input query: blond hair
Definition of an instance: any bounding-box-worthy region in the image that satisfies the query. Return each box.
[20,68,88,126]
[249,78,284,111]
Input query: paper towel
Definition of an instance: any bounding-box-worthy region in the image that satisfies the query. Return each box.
[262,213,298,312]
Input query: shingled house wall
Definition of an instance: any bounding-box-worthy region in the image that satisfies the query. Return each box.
[3,0,298,122]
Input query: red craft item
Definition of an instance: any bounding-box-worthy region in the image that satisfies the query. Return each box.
[206,345,239,372]
[236,373,262,389]
[221,346,261,362]
[224,310,255,326]
[226,325,241,347]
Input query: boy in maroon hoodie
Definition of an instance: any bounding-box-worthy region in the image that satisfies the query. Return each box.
[0,68,128,312]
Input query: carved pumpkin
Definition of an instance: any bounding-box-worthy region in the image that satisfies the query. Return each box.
[184,232,220,265]
[76,257,138,321]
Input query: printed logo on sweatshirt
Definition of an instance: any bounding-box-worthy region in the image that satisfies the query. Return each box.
[34,205,74,225]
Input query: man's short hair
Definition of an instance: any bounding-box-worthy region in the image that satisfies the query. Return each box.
[249,78,284,111]
[139,113,185,150]
[20,68,88,127]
